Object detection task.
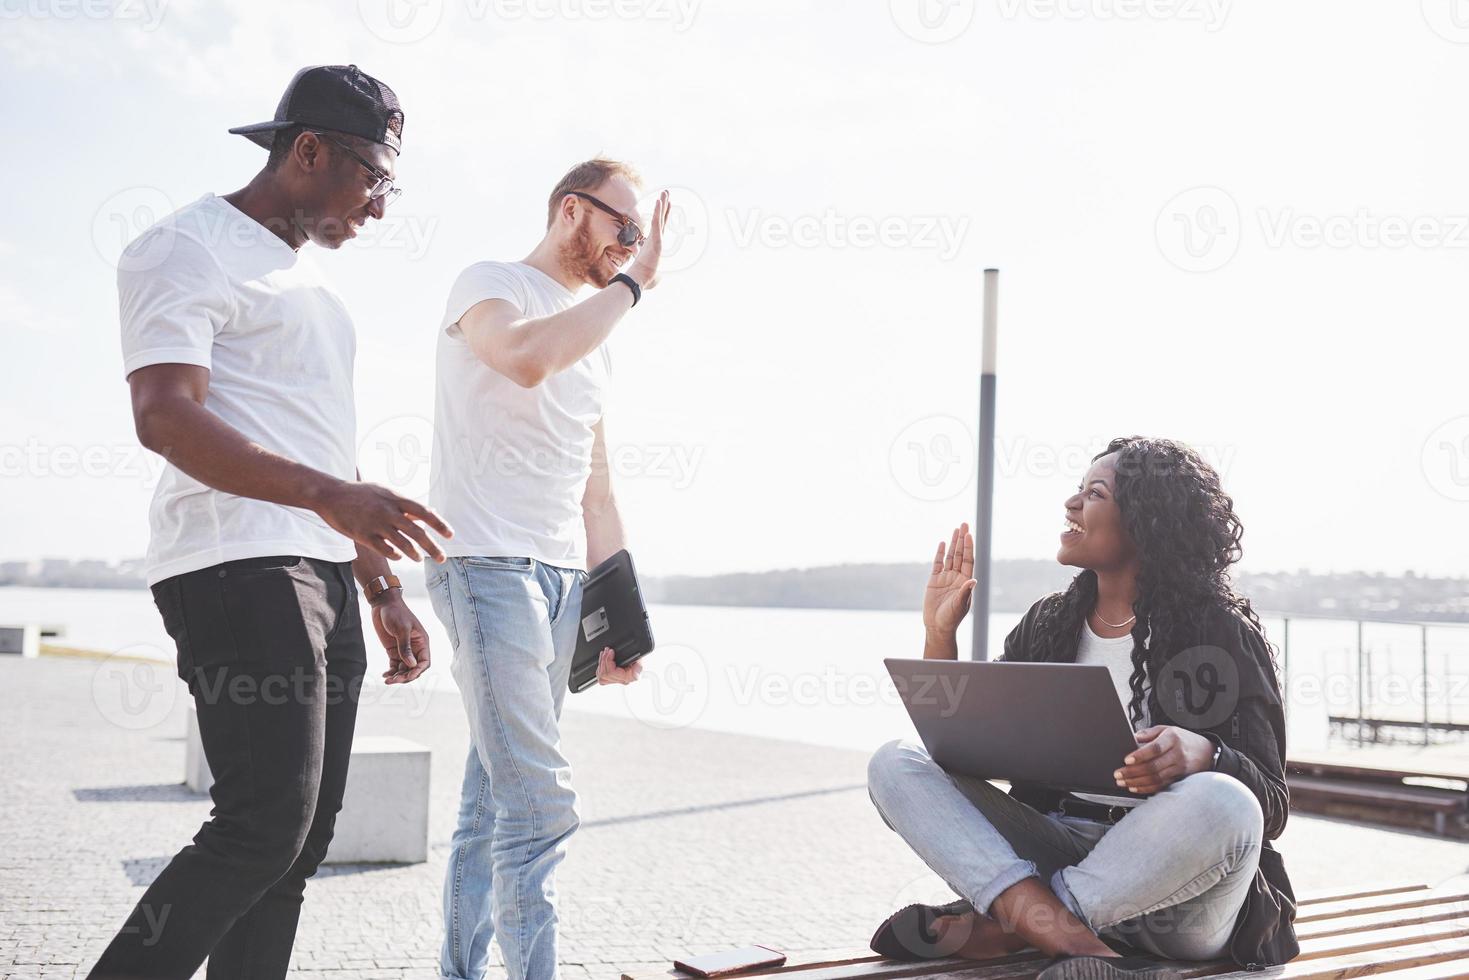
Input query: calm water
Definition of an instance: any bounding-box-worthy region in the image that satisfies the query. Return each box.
[4,586,1466,754]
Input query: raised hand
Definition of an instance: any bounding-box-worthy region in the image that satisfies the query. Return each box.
[627,190,672,291]
[923,522,977,636]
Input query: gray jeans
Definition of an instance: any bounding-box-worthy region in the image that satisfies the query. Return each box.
[866,739,1263,961]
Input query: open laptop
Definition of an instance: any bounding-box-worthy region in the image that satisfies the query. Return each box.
[883,658,1147,797]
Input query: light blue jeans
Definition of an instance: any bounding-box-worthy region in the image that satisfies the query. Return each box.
[867,739,1263,961]
[426,556,586,980]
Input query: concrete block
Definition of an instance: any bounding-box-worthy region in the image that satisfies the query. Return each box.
[184,711,430,864]
[327,736,431,864]
[0,625,40,658]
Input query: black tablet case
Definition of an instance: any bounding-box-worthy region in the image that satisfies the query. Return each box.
[569,549,655,693]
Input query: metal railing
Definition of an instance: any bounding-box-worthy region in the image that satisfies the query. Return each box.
[1262,610,1469,747]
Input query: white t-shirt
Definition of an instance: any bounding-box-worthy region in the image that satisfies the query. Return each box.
[119,193,358,586]
[1069,621,1152,809]
[431,261,611,571]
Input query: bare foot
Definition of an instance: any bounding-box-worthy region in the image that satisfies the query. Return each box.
[932,911,1033,961]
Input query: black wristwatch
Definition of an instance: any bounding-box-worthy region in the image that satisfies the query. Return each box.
[610,272,641,307]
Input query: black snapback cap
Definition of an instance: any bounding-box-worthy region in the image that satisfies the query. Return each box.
[229,64,404,154]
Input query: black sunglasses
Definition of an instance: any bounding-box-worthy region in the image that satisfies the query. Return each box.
[569,191,645,247]
[311,131,402,204]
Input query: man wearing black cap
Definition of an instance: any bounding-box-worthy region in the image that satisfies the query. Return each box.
[90,66,449,980]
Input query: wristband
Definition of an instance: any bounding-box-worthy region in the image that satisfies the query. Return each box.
[610,272,641,307]
[365,574,402,605]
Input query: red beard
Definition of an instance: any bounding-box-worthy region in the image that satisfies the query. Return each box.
[558,216,618,287]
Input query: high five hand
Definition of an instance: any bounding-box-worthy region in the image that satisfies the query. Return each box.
[923,523,978,635]
[627,190,672,291]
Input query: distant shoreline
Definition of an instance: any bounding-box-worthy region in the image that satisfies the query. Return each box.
[4,558,1467,623]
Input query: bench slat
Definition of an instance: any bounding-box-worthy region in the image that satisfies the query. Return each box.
[620,883,1462,980]
[1196,931,1469,978]
[1296,882,1429,907]
[1296,914,1469,960]
[1296,902,1469,940]
[1296,890,1469,924]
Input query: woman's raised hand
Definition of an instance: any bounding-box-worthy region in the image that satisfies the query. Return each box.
[923,523,978,636]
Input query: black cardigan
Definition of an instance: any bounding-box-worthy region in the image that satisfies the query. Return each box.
[998,595,1299,969]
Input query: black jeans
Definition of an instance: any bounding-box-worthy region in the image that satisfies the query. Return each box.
[90,555,366,980]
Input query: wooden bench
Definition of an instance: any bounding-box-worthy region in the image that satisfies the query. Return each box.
[621,881,1469,979]
[1287,750,1469,838]
[1287,774,1466,837]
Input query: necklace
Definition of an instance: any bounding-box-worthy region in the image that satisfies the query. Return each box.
[1093,609,1136,630]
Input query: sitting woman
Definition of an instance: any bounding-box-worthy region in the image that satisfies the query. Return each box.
[866,436,1297,980]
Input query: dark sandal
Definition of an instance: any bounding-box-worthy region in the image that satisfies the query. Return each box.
[868,898,975,961]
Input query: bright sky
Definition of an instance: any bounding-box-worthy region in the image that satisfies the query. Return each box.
[4,0,1467,578]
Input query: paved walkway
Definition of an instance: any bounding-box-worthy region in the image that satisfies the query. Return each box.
[4,654,1469,979]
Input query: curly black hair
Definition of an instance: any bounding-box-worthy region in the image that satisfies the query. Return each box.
[1031,436,1278,728]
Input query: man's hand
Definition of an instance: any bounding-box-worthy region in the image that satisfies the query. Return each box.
[923,523,977,636]
[626,190,672,291]
[596,646,643,685]
[372,595,432,684]
[313,480,453,563]
[1113,725,1216,794]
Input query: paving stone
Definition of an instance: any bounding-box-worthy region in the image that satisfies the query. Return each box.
[5,655,1469,980]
